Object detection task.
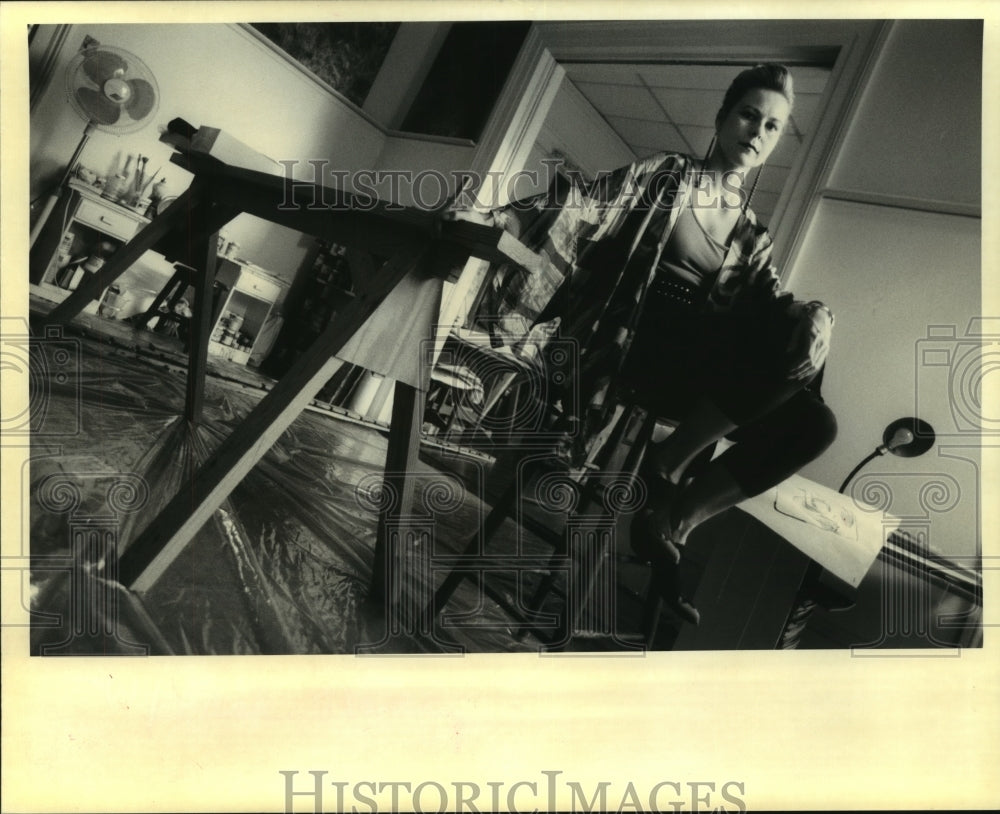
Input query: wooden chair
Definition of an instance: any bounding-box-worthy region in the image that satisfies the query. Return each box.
[430,396,691,650]
[133,263,229,346]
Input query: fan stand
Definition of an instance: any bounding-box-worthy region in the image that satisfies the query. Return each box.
[29,120,96,248]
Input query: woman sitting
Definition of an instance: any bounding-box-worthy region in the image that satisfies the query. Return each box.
[458,64,837,627]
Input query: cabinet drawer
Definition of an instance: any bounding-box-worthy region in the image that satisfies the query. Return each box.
[74,199,142,240]
[235,273,280,302]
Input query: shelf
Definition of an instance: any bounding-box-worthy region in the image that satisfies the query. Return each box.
[207,339,252,366]
[265,239,354,376]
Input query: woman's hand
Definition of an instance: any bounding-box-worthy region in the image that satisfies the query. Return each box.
[440,206,524,239]
[786,301,833,381]
[440,207,495,226]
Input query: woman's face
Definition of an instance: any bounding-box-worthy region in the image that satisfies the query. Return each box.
[714,87,790,172]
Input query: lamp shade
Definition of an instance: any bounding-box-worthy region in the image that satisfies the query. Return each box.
[882,417,935,457]
[840,416,936,493]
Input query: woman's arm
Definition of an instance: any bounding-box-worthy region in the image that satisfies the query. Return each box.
[784,300,834,381]
[741,227,834,380]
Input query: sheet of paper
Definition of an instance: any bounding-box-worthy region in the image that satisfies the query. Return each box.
[774,483,860,541]
[739,473,892,587]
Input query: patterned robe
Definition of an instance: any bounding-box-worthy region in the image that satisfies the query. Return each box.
[475,151,821,465]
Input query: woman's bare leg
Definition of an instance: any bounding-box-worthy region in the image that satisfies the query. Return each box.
[636,396,738,553]
[667,461,748,547]
[646,397,737,487]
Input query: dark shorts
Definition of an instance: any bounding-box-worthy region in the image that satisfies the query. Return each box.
[620,290,837,496]
[620,294,797,425]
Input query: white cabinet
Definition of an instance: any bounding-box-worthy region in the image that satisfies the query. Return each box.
[30,180,150,291]
[207,259,284,366]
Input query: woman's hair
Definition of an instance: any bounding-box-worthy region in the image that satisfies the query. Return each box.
[717,63,795,123]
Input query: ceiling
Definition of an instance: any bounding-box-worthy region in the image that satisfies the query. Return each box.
[559,61,833,226]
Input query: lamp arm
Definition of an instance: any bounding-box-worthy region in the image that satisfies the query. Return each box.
[838,448,884,494]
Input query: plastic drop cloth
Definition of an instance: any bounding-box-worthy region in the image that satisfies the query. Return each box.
[28,334,560,655]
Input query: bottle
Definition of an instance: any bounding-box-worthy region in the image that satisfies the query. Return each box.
[98,284,122,318]
[101,173,125,201]
[120,155,134,187]
[145,179,168,217]
[51,233,74,278]
[55,263,77,289]
[104,155,133,203]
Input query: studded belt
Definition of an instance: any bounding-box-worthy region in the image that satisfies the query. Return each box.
[646,275,703,309]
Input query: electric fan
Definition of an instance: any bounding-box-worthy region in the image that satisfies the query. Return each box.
[30,40,160,246]
[66,42,159,130]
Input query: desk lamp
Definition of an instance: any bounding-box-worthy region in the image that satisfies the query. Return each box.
[839,416,936,494]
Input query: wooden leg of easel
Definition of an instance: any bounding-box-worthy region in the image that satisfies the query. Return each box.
[367,381,425,608]
[118,243,432,594]
[185,232,219,424]
[428,471,520,617]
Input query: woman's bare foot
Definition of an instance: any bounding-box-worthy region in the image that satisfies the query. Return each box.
[630,485,700,626]
[631,514,699,626]
[630,508,681,565]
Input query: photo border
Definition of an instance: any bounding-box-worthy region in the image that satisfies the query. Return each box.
[2,2,997,811]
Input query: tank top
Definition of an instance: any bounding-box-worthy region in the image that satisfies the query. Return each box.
[656,199,727,289]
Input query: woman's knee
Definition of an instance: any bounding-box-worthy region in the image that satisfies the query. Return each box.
[729,394,836,454]
[799,399,838,460]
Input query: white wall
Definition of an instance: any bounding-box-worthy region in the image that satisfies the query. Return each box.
[526,74,635,194]
[787,20,983,558]
[824,19,981,211]
[369,134,474,209]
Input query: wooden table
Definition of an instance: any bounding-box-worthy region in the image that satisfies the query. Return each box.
[740,474,892,589]
[668,475,895,649]
[40,147,538,622]
[30,179,151,287]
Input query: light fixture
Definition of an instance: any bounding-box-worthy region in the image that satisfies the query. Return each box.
[839,416,936,494]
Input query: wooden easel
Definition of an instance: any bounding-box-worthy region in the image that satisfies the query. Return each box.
[42,150,539,621]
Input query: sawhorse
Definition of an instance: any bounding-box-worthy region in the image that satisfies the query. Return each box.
[42,149,538,632]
